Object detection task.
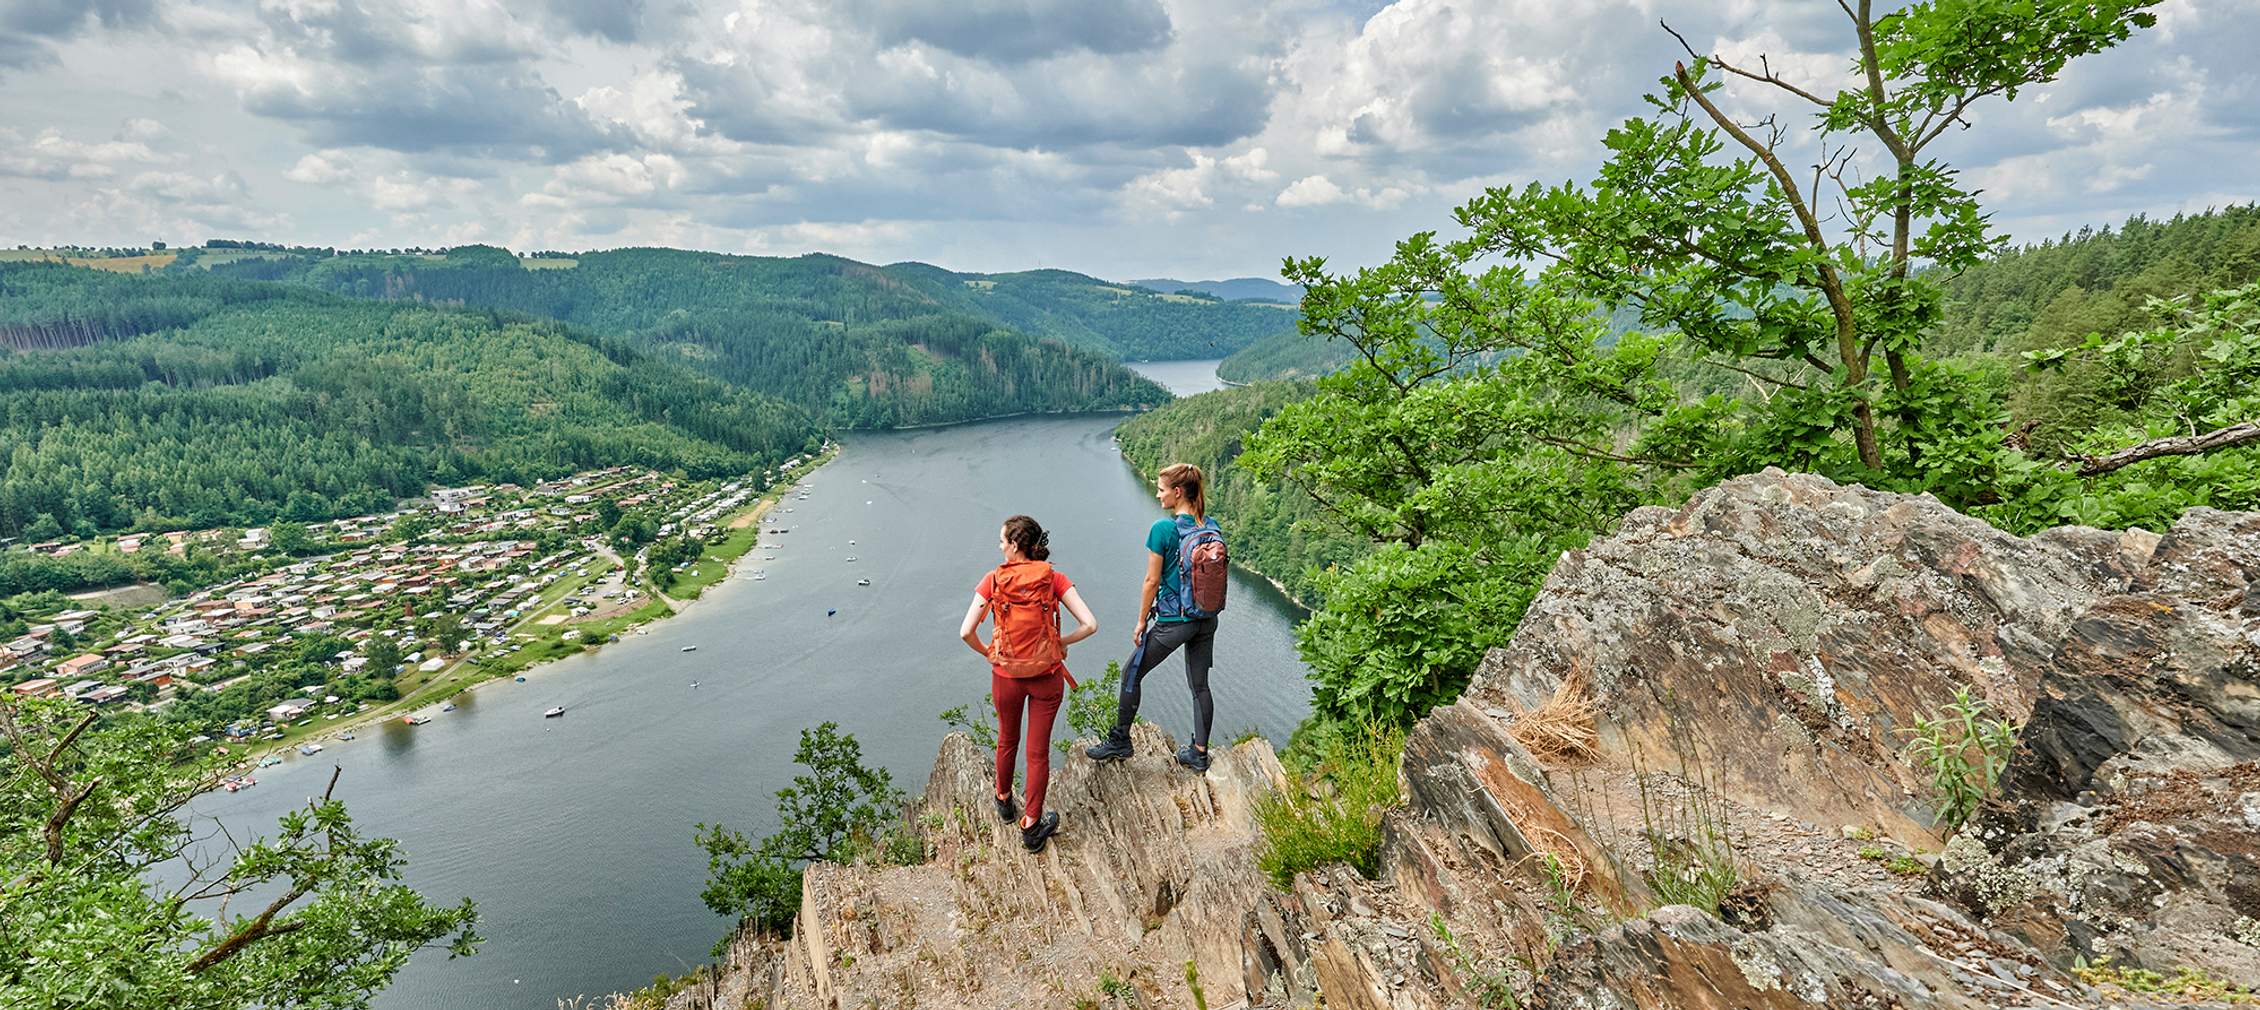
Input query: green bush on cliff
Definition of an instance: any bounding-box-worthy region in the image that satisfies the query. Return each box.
[694,721,905,947]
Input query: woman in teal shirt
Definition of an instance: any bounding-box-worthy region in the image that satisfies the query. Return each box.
[1086,462,1218,772]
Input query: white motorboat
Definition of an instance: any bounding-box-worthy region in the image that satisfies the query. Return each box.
[543,706,566,718]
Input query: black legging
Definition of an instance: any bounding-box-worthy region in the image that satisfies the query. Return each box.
[1110,616,1218,749]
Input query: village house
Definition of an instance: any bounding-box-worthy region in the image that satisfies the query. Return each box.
[266,698,315,721]
[10,678,58,698]
[55,653,110,678]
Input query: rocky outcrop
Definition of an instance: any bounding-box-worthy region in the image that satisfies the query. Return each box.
[673,470,2259,1009]
[1940,507,2260,986]
[684,721,1286,1010]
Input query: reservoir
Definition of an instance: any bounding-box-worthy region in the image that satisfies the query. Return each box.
[186,361,1313,1008]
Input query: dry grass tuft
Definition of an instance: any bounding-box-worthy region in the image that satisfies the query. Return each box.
[1508,676,1598,764]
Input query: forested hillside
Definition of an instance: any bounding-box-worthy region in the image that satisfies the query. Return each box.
[193,243,1299,403]
[1215,327,1352,383]
[0,263,818,539]
[881,265,1300,359]
[214,247,1171,427]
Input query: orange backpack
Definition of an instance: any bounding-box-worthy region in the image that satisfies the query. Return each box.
[986,561,1070,683]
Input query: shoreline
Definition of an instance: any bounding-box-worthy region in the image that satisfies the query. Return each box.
[222,448,842,774]
[882,405,1148,431]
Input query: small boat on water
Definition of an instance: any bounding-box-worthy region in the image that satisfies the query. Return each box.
[848,540,856,545]
[845,556,858,562]
[339,731,355,741]
[681,645,698,652]
[298,743,324,756]
[514,676,526,682]
[856,578,871,586]
[441,702,456,712]
[404,714,431,725]
[826,608,838,617]
[690,680,701,689]
[259,755,283,768]
[543,706,566,718]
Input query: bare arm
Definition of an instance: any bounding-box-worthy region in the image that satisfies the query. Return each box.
[1059,586,1098,648]
[1135,550,1163,644]
[958,594,991,658]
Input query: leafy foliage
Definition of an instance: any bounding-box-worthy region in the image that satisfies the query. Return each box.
[1059,660,1126,755]
[1901,688,2019,832]
[694,722,907,944]
[0,696,478,1009]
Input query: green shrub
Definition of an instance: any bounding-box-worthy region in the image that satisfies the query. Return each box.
[1060,661,1126,754]
[1901,688,2019,832]
[1255,720,1406,888]
[937,696,998,749]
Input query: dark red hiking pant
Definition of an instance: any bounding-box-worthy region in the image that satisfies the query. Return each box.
[992,670,1065,820]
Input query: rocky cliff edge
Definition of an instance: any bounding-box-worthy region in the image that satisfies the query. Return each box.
[665,469,2259,1009]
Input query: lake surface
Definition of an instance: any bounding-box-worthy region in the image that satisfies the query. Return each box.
[184,360,1311,1008]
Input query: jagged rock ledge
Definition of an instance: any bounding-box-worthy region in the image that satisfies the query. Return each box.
[670,469,2259,1009]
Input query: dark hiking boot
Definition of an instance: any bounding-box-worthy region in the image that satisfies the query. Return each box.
[1021,811,1059,853]
[994,794,1016,823]
[1175,744,1210,773]
[1085,735,1133,762]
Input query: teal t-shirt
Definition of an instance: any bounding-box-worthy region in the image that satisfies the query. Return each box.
[1147,515,1193,623]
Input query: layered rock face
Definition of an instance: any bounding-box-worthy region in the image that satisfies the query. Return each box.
[676,471,2259,1009]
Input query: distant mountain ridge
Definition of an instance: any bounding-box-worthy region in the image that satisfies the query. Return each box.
[189,246,1175,426]
[1126,276,1303,303]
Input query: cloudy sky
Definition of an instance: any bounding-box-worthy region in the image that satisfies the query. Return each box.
[2,0,2255,280]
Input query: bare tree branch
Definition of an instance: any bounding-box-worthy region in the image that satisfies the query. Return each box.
[1660,20,1835,109]
[2073,420,2260,476]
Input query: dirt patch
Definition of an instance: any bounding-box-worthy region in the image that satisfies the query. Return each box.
[66,582,171,608]
[728,499,775,530]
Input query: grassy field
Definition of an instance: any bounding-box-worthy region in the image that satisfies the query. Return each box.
[0,249,177,271]
[662,522,764,600]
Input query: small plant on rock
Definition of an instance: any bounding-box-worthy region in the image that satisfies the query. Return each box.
[1902,688,2019,832]
[1060,661,1126,755]
[1255,719,1406,888]
[1430,914,1523,1009]
[1635,758,1741,916]
[937,697,998,749]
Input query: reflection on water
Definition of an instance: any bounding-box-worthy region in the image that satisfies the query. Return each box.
[186,362,1309,1008]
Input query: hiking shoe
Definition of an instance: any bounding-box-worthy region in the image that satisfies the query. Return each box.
[1020,811,1059,853]
[994,794,1016,823]
[1085,737,1133,762]
[1175,744,1210,773]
